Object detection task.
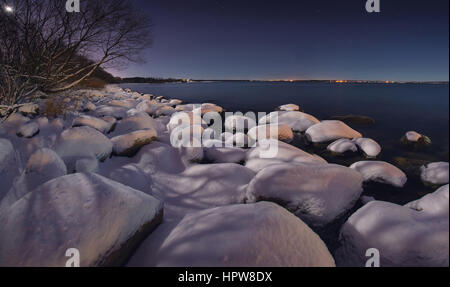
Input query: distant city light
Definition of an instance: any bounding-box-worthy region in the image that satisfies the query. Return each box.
[4,5,14,13]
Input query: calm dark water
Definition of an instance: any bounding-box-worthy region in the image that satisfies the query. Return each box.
[120,82,449,203]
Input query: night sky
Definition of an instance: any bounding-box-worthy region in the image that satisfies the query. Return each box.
[114,0,449,81]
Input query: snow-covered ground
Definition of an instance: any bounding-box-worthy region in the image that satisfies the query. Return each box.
[0,85,448,267]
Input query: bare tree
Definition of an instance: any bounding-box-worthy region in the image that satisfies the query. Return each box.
[0,0,152,105]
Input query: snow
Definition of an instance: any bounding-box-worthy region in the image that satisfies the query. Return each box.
[278,103,300,111]
[305,120,362,143]
[18,103,39,116]
[327,139,358,154]
[154,106,176,117]
[420,162,449,186]
[247,124,294,143]
[350,161,407,188]
[72,115,113,134]
[111,129,158,157]
[108,99,135,109]
[16,122,40,138]
[259,111,320,132]
[83,102,96,112]
[0,138,14,174]
[336,185,449,267]
[205,146,247,163]
[199,103,223,114]
[224,132,249,147]
[352,138,382,158]
[130,202,335,267]
[94,105,127,119]
[75,157,99,173]
[0,173,163,267]
[405,131,423,142]
[224,115,257,132]
[112,114,161,136]
[54,126,113,172]
[246,163,363,227]
[245,139,327,173]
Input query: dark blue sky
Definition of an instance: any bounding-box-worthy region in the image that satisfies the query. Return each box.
[113,0,449,81]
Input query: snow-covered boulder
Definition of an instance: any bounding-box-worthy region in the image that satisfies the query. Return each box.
[0,173,163,267]
[154,106,176,117]
[305,120,362,143]
[18,103,39,116]
[111,129,157,157]
[95,105,127,119]
[260,111,319,132]
[167,111,207,132]
[205,146,247,164]
[245,139,327,173]
[54,126,113,171]
[75,157,99,173]
[135,142,186,174]
[23,148,67,191]
[246,163,363,227]
[420,162,449,186]
[247,124,294,143]
[108,99,135,109]
[199,103,223,114]
[336,185,449,267]
[352,138,381,158]
[16,122,39,138]
[148,202,335,267]
[83,101,97,112]
[113,114,160,136]
[224,115,256,132]
[350,161,407,188]
[278,103,300,111]
[400,131,432,148]
[108,164,152,193]
[168,99,182,106]
[327,139,358,154]
[72,115,113,134]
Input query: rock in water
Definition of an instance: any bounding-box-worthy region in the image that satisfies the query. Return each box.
[0,173,163,267]
[327,139,358,154]
[352,138,381,158]
[246,163,363,227]
[350,161,407,188]
[420,162,449,186]
[336,185,449,267]
[305,120,362,143]
[259,111,320,133]
[111,129,157,157]
[16,122,40,138]
[400,131,432,149]
[277,103,301,112]
[150,202,335,267]
[54,126,113,171]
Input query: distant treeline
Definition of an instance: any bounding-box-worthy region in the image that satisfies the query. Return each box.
[116,77,186,84]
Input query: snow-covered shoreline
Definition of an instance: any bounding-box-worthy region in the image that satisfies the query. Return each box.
[0,85,448,267]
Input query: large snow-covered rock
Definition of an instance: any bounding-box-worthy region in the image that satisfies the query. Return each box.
[16,122,39,138]
[350,161,407,188]
[246,163,363,227]
[108,99,135,109]
[0,173,163,267]
[420,162,449,186]
[111,129,157,157]
[336,185,449,267]
[23,148,67,190]
[199,103,223,114]
[95,105,127,119]
[146,202,335,267]
[305,120,362,143]
[247,124,294,143]
[259,111,320,132]
[327,139,358,154]
[54,126,113,171]
[352,138,381,158]
[245,139,327,173]
[72,115,113,134]
[113,114,161,136]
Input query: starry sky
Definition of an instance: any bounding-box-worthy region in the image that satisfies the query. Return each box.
[113,0,449,81]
